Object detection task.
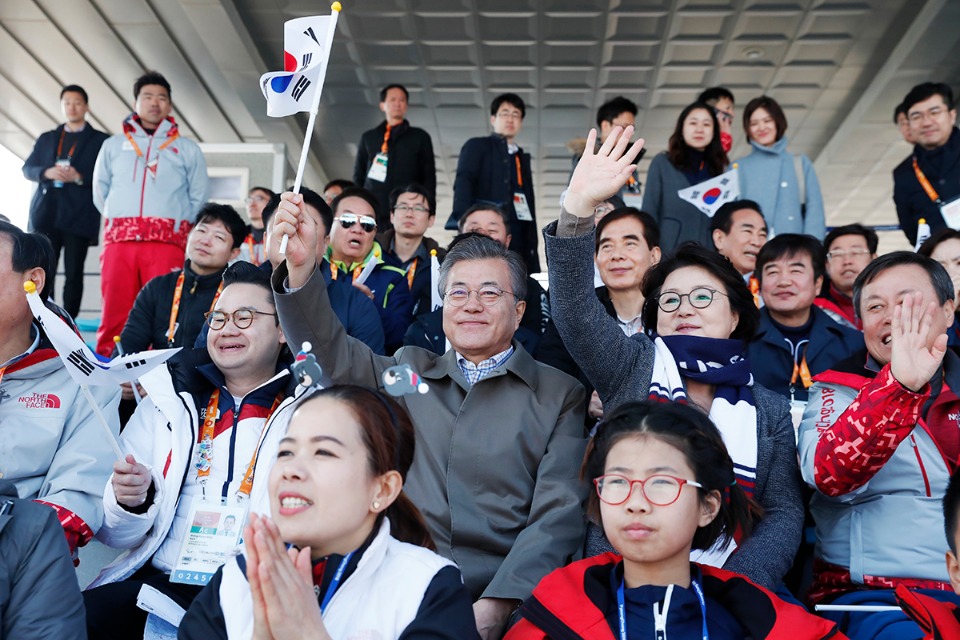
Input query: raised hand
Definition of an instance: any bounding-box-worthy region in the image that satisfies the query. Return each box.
[889,292,948,392]
[273,192,319,288]
[563,126,645,218]
[112,454,152,508]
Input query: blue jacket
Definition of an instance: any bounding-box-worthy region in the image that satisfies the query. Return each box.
[326,243,413,355]
[256,260,385,355]
[747,306,863,401]
[736,137,825,239]
[448,133,540,274]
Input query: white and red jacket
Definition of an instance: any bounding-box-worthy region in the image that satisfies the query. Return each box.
[798,349,960,602]
[90,349,293,587]
[92,114,208,249]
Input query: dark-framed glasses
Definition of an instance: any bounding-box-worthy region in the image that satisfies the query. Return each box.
[393,204,430,215]
[442,286,516,307]
[205,308,277,331]
[657,287,726,313]
[336,213,377,233]
[594,473,703,506]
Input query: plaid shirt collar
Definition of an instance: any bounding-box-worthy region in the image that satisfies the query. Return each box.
[456,345,515,387]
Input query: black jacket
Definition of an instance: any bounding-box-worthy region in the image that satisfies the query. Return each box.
[117,262,224,354]
[377,229,448,318]
[353,120,436,227]
[894,126,960,245]
[449,134,541,274]
[22,123,109,241]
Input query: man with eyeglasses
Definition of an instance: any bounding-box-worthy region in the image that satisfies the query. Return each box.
[272,193,587,639]
[325,186,413,354]
[352,84,436,228]
[894,82,960,245]
[84,261,295,638]
[449,93,541,275]
[566,97,643,204]
[815,224,878,330]
[237,186,275,266]
[376,183,446,317]
[698,87,736,153]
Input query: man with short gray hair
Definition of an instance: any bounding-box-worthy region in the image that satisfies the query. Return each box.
[271,191,586,640]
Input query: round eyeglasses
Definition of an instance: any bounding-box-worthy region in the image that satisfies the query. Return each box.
[204,308,278,331]
[442,286,517,307]
[594,474,703,506]
[657,287,727,313]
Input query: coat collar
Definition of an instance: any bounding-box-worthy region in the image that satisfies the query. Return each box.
[419,339,538,391]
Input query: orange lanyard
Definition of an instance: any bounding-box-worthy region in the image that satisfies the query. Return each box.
[56,129,78,160]
[380,123,392,154]
[329,262,363,281]
[197,389,283,499]
[790,353,812,390]
[514,154,523,188]
[167,274,223,345]
[0,366,6,387]
[749,275,760,308]
[123,128,180,160]
[245,235,261,266]
[405,257,418,289]
[913,157,942,203]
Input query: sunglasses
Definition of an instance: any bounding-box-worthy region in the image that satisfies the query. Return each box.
[336,213,377,233]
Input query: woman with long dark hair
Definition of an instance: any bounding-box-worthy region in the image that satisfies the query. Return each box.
[641,101,729,252]
[179,386,479,639]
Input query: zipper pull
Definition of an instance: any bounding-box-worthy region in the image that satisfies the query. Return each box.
[190,279,198,295]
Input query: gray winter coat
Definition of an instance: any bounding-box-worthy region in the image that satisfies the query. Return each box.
[0,479,85,639]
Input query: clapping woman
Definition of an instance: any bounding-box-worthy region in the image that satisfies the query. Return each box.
[178,386,479,639]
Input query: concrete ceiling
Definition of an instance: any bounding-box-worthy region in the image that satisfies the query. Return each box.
[2,0,959,255]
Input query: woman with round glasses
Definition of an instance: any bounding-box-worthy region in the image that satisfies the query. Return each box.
[545,125,803,592]
[641,101,728,252]
[505,401,841,639]
[179,386,480,639]
[736,95,825,239]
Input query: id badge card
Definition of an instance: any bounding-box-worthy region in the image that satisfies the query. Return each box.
[170,498,246,585]
[941,196,960,230]
[622,193,643,209]
[789,399,806,444]
[367,152,388,182]
[513,192,533,221]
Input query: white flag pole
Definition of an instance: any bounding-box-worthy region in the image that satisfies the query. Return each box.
[81,385,125,461]
[280,2,342,255]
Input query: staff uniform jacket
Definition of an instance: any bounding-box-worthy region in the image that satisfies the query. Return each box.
[22,122,109,241]
[747,306,864,402]
[93,114,208,248]
[0,323,120,550]
[377,228,447,318]
[353,119,437,226]
[735,136,826,239]
[642,152,715,252]
[505,554,845,640]
[544,216,804,590]
[117,260,224,354]
[449,133,541,274]
[272,262,588,601]
[894,127,960,245]
[326,242,413,355]
[89,348,294,587]
[0,480,86,640]
[179,518,480,640]
[798,349,960,594]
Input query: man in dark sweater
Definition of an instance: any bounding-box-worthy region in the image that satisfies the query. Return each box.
[352,84,436,229]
